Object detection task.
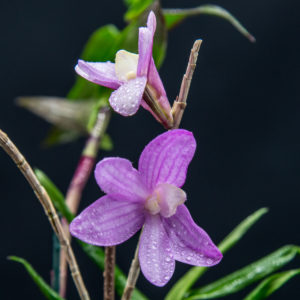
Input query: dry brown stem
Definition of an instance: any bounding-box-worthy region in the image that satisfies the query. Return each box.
[172,39,202,129]
[0,129,90,300]
[104,246,116,300]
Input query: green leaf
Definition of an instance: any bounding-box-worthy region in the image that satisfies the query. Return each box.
[165,208,268,300]
[34,169,74,223]
[124,0,154,22]
[218,208,269,253]
[35,170,147,300]
[163,5,256,42]
[8,256,65,300]
[244,269,300,300]
[185,245,300,299]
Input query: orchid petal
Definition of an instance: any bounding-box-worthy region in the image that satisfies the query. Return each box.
[138,129,196,190]
[95,157,149,202]
[75,60,121,89]
[109,76,147,116]
[163,205,222,266]
[137,27,153,77]
[139,215,175,286]
[147,11,156,35]
[70,195,144,246]
[147,58,172,115]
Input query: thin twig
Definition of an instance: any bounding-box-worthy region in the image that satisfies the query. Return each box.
[121,243,140,300]
[0,129,90,300]
[104,246,116,300]
[121,40,203,300]
[172,39,202,129]
[59,107,111,297]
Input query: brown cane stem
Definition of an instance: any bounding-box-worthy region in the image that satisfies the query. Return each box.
[121,40,203,300]
[104,246,116,300]
[59,107,111,297]
[0,129,90,300]
[172,39,202,129]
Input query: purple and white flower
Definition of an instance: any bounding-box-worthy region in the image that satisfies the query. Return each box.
[75,11,173,128]
[70,129,222,286]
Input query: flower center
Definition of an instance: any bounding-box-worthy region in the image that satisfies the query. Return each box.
[144,183,186,218]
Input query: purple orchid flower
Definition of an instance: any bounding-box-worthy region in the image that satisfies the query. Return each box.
[75,11,173,128]
[70,129,222,286]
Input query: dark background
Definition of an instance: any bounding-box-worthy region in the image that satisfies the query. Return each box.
[0,0,299,299]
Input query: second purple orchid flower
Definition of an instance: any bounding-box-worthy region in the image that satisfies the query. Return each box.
[70,130,222,286]
[75,11,174,128]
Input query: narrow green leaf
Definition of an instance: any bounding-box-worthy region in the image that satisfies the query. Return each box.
[8,256,65,300]
[163,5,256,42]
[34,168,74,223]
[243,269,300,300]
[36,170,147,300]
[165,208,268,300]
[218,208,268,253]
[185,245,300,299]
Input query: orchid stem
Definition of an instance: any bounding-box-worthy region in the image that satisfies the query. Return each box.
[121,242,140,300]
[0,129,90,300]
[59,106,111,297]
[104,246,116,300]
[172,39,202,129]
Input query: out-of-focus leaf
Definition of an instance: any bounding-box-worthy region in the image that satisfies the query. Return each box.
[185,245,300,299]
[17,97,94,133]
[165,208,268,300]
[43,128,80,147]
[124,0,154,22]
[34,168,74,223]
[244,269,300,300]
[8,256,65,300]
[163,5,256,42]
[68,25,121,100]
[100,133,113,151]
[36,170,147,300]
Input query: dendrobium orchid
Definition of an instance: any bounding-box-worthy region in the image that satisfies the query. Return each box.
[70,129,222,286]
[75,11,173,128]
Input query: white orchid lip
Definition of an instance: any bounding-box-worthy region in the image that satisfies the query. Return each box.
[145,183,187,218]
[115,50,139,82]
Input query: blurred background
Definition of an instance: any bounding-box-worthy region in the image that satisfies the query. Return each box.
[0,0,299,299]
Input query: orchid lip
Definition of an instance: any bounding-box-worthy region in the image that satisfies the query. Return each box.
[144,183,187,218]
